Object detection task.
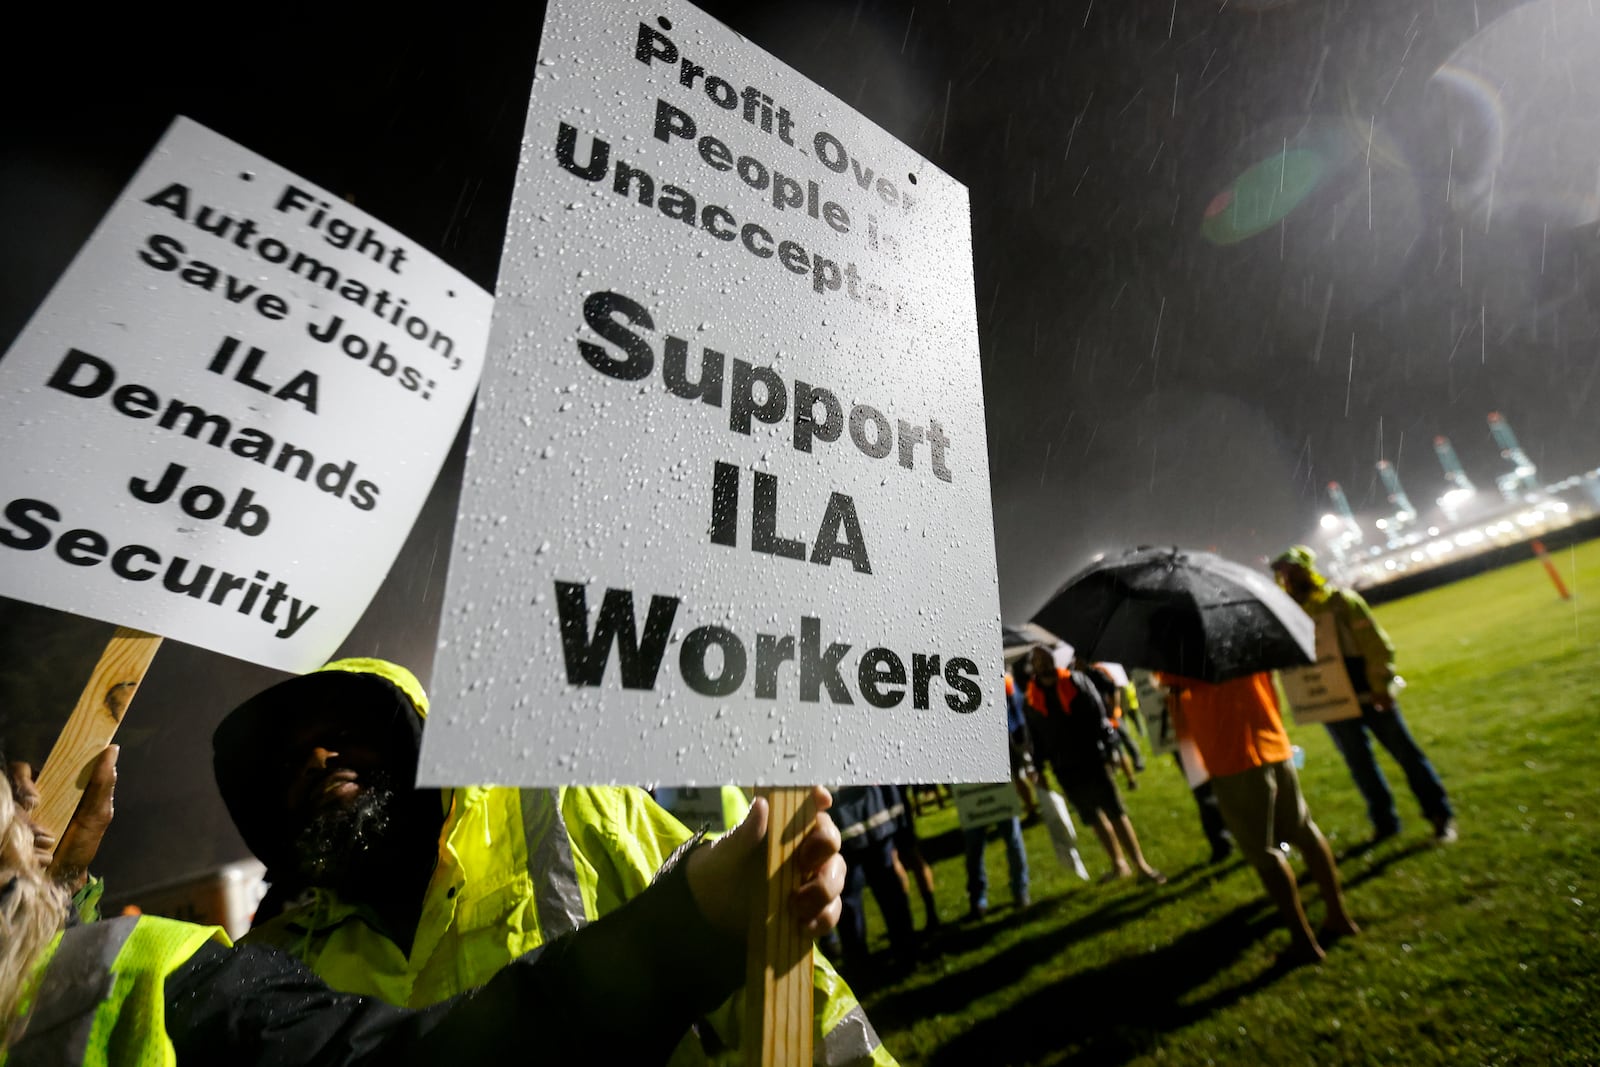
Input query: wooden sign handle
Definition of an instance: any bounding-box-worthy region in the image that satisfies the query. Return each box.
[30,627,162,850]
[743,786,816,1067]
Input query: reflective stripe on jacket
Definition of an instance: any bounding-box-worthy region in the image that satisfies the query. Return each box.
[8,916,225,1067]
[244,784,894,1066]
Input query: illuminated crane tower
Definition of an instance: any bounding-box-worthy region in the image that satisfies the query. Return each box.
[1433,435,1477,520]
[1318,481,1364,562]
[1375,460,1418,546]
[1488,412,1539,501]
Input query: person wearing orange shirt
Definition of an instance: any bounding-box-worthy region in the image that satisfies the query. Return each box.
[1162,671,1358,964]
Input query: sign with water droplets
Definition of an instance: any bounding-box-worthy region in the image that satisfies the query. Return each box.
[422,0,1005,786]
[0,118,491,672]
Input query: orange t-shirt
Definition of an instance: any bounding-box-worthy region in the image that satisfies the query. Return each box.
[1159,671,1292,778]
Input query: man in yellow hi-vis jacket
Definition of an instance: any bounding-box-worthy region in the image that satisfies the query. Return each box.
[2,742,831,1065]
[1272,546,1457,844]
[212,658,895,1066]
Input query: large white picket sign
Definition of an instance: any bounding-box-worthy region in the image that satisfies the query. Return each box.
[422,0,1005,786]
[0,119,490,672]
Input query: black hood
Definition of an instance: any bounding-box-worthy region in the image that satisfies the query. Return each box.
[211,668,425,878]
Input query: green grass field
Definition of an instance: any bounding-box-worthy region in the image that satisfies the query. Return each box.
[850,540,1600,1066]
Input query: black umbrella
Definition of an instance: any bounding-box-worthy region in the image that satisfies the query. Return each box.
[1001,622,1061,664]
[1030,547,1315,683]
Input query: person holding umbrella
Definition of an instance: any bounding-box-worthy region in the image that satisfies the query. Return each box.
[1163,671,1360,965]
[1028,545,1331,890]
[1270,545,1458,844]
[1024,646,1165,885]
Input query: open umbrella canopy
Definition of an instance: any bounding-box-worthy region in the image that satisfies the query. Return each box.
[1030,547,1314,683]
[1001,622,1063,664]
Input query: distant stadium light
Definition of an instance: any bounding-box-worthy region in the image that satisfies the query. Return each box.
[1410,550,1426,562]
[1553,501,1570,513]
[1427,526,1440,537]
[1376,518,1390,530]
[1320,513,1341,531]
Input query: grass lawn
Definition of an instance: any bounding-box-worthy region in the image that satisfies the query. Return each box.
[848,540,1600,1066]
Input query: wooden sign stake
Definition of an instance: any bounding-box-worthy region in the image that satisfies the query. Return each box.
[31,627,162,850]
[743,785,816,1067]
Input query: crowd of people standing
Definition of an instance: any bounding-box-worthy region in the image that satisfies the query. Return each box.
[0,542,1457,1062]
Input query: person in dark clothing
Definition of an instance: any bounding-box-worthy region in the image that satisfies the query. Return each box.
[2,748,828,1064]
[1139,670,1233,863]
[886,785,942,931]
[1004,667,1040,821]
[1025,647,1165,884]
[831,785,919,971]
[1182,754,1237,864]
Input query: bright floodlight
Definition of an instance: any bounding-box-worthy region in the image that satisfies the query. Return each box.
[1320,513,1341,531]
[1376,518,1389,530]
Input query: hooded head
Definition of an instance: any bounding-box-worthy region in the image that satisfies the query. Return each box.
[1271,544,1325,603]
[212,658,431,886]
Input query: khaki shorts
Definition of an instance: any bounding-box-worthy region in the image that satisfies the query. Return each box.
[1210,759,1313,860]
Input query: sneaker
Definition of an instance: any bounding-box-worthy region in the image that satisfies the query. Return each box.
[1371,823,1401,843]
[1432,817,1459,844]
[1015,890,1031,909]
[964,903,988,923]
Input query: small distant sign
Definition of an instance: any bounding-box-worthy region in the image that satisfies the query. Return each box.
[952,782,1021,831]
[661,786,729,833]
[1132,670,1178,756]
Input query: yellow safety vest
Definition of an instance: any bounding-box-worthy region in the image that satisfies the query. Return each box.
[245,784,893,1066]
[7,916,226,1067]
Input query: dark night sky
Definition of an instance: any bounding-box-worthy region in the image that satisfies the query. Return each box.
[3,0,1598,886]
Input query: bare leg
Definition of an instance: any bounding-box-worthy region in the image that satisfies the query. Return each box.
[1298,820,1360,937]
[1092,811,1131,874]
[890,850,910,894]
[1252,849,1324,961]
[1112,815,1164,881]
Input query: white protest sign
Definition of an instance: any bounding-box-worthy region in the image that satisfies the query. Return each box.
[1279,613,1363,725]
[0,118,489,673]
[422,0,1005,786]
[952,782,1022,832]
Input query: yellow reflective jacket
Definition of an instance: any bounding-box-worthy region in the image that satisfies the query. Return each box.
[244,783,894,1066]
[6,916,226,1067]
[1301,583,1397,699]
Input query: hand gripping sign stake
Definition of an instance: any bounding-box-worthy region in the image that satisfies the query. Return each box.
[30,628,163,852]
[744,786,815,1067]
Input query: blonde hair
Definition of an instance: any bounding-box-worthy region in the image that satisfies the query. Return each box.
[1,772,70,1050]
